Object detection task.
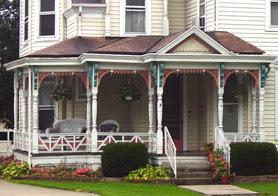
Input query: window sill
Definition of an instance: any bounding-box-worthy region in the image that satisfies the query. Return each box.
[122,32,148,37]
[265,25,278,32]
[36,35,59,42]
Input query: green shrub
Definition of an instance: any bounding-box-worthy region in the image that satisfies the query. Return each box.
[2,161,30,180]
[101,143,149,177]
[230,142,278,176]
[126,164,170,181]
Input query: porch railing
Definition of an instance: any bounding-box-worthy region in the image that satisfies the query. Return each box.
[97,132,157,153]
[14,131,28,151]
[38,133,90,153]
[215,127,231,163]
[164,127,177,179]
[224,132,260,143]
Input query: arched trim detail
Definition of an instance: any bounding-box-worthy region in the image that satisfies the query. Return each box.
[98,69,149,86]
[38,72,88,89]
[164,69,219,86]
[224,70,259,88]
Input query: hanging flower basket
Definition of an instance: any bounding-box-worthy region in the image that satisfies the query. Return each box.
[231,83,248,97]
[50,85,72,101]
[117,84,141,102]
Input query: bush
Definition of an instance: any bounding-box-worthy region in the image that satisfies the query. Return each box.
[231,142,278,176]
[101,143,149,177]
[2,161,30,180]
[126,164,170,181]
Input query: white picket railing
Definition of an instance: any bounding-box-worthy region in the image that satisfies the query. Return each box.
[164,127,177,179]
[215,127,231,163]
[14,131,28,151]
[97,132,157,153]
[38,133,90,153]
[224,132,260,143]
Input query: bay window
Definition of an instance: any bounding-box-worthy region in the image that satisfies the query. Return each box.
[125,0,146,33]
[39,0,56,36]
[199,0,205,30]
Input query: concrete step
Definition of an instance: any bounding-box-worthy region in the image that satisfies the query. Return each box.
[177,171,212,178]
[175,177,215,185]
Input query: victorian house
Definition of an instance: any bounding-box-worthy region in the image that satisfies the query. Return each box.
[5,0,277,177]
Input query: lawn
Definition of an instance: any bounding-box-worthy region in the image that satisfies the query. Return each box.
[237,182,278,196]
[13,180,201,196]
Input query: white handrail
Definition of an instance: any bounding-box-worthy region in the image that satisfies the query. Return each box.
[215,126,231,163]
[164,127,177,179]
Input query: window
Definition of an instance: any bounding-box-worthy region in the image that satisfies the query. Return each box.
[39,0,56,36]
[271,1,278,25]
[199,0,205,30]
[75,78,86,101]
[24,0,29,41]
[125,0,146,33]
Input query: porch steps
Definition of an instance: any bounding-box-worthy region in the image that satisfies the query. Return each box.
[153,155,215,185]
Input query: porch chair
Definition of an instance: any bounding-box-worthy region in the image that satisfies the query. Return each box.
[45,118,86,134]
[98,120,120,132]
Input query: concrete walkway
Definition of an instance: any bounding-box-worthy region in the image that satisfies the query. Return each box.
[180,185,258,196]
[0,180,96,196]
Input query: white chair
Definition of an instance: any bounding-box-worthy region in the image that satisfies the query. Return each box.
[98,120,120,132]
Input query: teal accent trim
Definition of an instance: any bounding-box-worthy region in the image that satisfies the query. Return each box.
[219,63,226,88]
[158,63,164,87]
[151,62,158,86]
[260,64,270,88]
[93,63,99,88]
[17,68,24,87]
[33,66,39,90]
[85,62,93,89]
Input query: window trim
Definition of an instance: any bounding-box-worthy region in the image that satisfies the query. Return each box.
[266,0,278,31]
[36,0,59,41]
[120,0,151,36]
[198,0,206,31]
[24,0,29,42]
[75,77,87,102]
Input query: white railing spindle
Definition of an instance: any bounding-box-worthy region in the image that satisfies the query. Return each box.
[215,127,231,163]
[164,127,177,179]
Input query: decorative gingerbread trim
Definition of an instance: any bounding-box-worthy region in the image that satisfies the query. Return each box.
[224,70,259,88]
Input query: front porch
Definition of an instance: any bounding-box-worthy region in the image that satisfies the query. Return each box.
[7,27,275,172]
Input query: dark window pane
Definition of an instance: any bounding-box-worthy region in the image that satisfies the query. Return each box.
[40,15,55,36]
[271,2,278,25]
[0,132,7,141]
[24,21,28,40]
[126,0,145,6]
[39,109,54,131]
[41,0,55,12]
[25,0,28,16]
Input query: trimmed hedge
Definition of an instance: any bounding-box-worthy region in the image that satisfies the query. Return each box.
[231,142,278,176]
[101,143,149,177]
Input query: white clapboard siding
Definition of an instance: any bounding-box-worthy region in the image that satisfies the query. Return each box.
[169,0,186,33]
[151,0,164,35]
[185,0,198,29]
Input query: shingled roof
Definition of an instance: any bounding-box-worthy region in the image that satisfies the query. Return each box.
[27,30,264,58]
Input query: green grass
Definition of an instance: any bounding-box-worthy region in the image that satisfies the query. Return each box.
[237,182,278,196]
[12,180,201,196]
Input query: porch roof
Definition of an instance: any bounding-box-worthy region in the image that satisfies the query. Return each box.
[27,30,264,58]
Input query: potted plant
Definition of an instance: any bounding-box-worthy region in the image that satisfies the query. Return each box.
[50,84,72,101]
[117,84,141,102]
[0,117,11,129]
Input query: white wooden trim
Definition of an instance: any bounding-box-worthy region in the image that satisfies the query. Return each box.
[36,0,60,41]
[275,66,278,140]
[156,26,231,55]
[238,96,244,133]
[265,0,278,31]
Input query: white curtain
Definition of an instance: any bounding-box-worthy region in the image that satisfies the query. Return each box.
[125,11,145,33]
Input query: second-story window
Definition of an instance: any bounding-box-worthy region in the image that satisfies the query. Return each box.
[24,0,29,41]
[271,1,278,25]
[199,0,205,30]
[125,0,146,33]
[39,0,55,36]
